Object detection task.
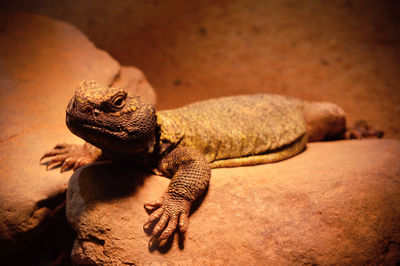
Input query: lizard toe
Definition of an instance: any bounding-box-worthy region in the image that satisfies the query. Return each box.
[60,158,74,172]
[179,212,189,234]
[158,215,178,241]
[144,196,164,212]
[45,155,68,170]
[143,207,164,233]
[54,143,69,149]
[40,148,67,162]
[152,213,169,236]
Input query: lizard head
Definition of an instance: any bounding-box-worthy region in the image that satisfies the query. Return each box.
[66,80,156,154]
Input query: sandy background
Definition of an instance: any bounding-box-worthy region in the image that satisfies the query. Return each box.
[1,0,400,138]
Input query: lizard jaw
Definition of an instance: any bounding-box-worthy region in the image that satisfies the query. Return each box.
[65,113,151,154]
[80,123,129,138]
[66,114,133,140]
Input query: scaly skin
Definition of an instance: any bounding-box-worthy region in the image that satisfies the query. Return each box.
[40,80,382,249]
[157,94,307,166]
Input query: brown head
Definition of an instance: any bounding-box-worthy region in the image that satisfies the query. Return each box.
[66,80,157,154]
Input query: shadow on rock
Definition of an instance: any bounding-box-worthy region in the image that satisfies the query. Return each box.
[76,161,151,204]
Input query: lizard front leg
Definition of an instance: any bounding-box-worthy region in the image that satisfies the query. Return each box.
[143,146,211,248]
[40,142,104,172]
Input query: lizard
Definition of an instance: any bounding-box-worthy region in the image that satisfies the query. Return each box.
[40,80,382,248]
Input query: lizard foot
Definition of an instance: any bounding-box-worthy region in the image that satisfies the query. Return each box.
[344,120,384,139]
[143,193,190,249]
[40,143,101,172]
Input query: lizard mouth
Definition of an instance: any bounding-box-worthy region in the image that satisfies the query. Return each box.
[66,113,130,139]
[66,112,150,154]
[81,123,129,138]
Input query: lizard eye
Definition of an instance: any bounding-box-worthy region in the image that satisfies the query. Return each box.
[109,94,126,110]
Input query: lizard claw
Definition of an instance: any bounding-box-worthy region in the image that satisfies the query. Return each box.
[60,158,74,172]
[40,143,101,172]
[45,160,63,171]
[46,155,68,169]
[40,143,69,162]
[344,120,384,139]
[144,194,191,249]
[345,127,384,139]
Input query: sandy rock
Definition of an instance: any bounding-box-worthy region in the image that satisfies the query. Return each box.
[0,12,154,255]
[67,139,400,265]
[112,66,157,106]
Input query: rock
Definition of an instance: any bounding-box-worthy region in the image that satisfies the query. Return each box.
[112,66,157,106]
[0,12,156,255]
[67,139,400,265]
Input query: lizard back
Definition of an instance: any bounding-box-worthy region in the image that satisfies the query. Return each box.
[157,94,307,168]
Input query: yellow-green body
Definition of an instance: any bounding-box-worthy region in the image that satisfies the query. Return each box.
[157,94,307,168]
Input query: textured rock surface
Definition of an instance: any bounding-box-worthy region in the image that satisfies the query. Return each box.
[67,139,400,265]
[0,12,155,255]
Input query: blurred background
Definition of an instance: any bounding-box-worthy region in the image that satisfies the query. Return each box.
[1,0,400,138]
